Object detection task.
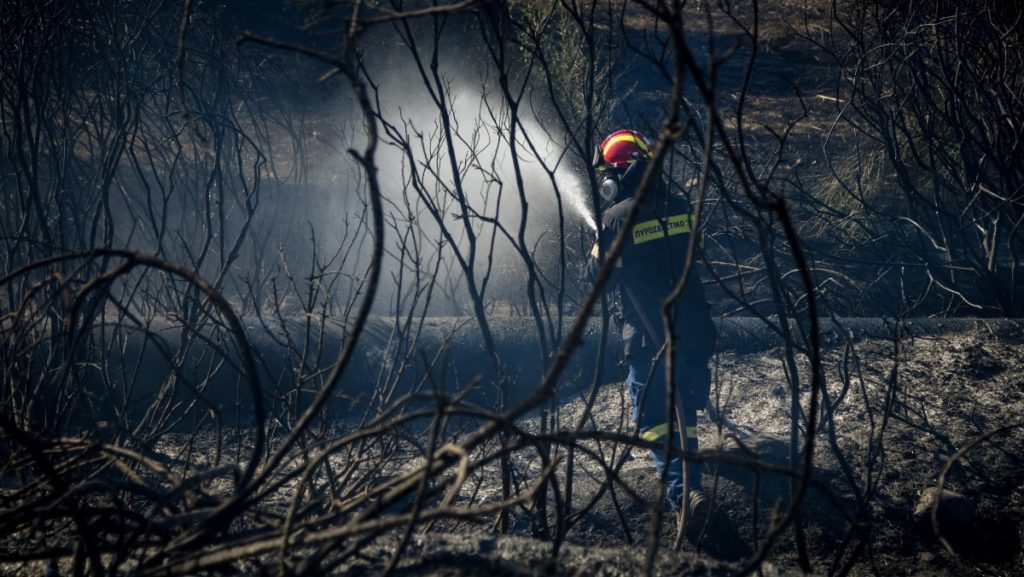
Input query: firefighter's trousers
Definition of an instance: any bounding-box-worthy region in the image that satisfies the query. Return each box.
[627,359,709,511]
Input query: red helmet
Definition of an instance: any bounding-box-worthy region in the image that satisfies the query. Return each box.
[594,129,652,170]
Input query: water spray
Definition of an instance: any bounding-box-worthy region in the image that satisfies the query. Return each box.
[556,170,597,232]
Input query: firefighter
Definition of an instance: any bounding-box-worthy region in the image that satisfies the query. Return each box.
[586,129,717,516]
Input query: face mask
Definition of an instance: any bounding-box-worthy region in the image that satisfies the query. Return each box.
[597,160,644,204]
[599,172,620,203]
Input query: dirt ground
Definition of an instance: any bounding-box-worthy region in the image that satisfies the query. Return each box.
[4,322,1021,577]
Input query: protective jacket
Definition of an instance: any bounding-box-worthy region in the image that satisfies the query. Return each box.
[588,179,717,408]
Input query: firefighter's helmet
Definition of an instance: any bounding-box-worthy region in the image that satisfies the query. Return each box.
[594,129,653,170]
[593,129,653,203]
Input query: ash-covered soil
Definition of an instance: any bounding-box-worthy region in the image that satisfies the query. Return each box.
[703,326,1024,576]
[6,323,1021,577]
